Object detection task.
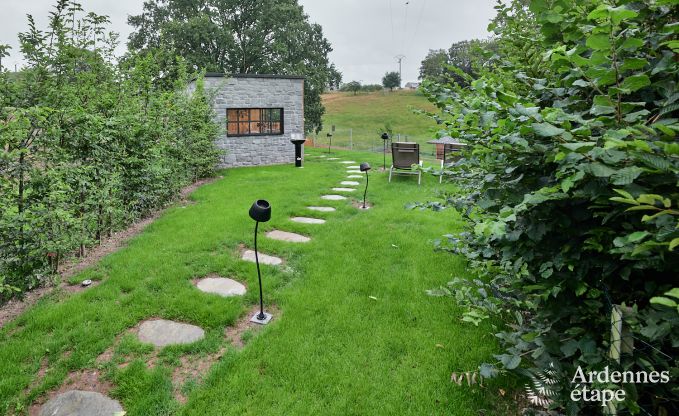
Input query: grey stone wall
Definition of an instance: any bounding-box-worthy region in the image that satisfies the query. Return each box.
[191,75,305,168]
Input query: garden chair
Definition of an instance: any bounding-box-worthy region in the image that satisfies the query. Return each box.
[389,142,423,185]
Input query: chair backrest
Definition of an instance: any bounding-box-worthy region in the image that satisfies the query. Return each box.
[391,142,420,169]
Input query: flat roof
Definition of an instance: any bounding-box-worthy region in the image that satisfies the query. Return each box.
[203,73,305,80]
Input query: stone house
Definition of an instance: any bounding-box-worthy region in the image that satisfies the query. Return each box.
[189,73,305,168]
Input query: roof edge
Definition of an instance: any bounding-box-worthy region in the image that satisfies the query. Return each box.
[201,73,305,80]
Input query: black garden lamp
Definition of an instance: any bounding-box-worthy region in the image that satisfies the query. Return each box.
[380,132,390,170]
[327,132,333,154]
[290,133,306,168]
[360,162,371,209]
[249,200,273,324]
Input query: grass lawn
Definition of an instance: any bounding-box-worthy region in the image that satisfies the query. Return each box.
[0,149,503,415]
[317,91,441,153]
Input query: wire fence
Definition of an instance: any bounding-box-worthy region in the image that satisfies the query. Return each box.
[601,284,677,416]
[307,128,440,162]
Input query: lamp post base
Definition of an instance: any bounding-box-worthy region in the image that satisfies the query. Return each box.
[250,312,273,325]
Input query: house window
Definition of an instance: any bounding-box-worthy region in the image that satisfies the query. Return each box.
[226,108,284,137]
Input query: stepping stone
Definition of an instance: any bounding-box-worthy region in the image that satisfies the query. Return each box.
[327,157,340,160]
[196,277,246,297]
[332,188,357,192]
[138,319,205,347]
[341,181,360,186]
[266,230,311,243]
[340,161,356,164]
[242,250,283,266]
[347,170,362,174]
[321,195,347,201]
[307,206,336,212]
[39,390,123,416]
[347,175,363,179]
[290,217,326,224]
[318,155,326,158]
[347,165,360,169]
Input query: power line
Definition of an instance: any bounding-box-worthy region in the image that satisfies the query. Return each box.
[411,0,428,48]
[389,0,395,47]
[402,1,409,56]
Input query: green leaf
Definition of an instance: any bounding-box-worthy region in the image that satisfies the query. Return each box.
[585,162,617,178]
[497,354,522,370]
[611,166,643,185]
[620,58,648,71]
[664,288,679,299]
[587,34,611,50]
[626,231,650,243]
[561,142,597,152]
[621,38,644,50]
[561,339,579,357]
[608,6,639,25]
[650,297,677,308]
[669,238,679,251]
[619,75,651,93]
[532,122,565,137]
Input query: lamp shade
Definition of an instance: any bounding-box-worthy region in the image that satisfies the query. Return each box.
[381,132,390,141]
[360,162,371,172]
[249,200,271,222]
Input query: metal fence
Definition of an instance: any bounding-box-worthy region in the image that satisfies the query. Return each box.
[308,128,438,161]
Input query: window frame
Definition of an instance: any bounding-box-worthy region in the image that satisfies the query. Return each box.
[226,108,285,137]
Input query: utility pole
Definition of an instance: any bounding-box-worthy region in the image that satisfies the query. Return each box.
[394,55,405,88]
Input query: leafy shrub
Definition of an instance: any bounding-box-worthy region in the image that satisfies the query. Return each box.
[0,1,219,300]
[419,0,678,413]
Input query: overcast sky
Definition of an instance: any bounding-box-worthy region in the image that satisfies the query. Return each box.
[0,0,497,84]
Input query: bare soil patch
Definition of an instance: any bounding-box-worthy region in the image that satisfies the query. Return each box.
[351,199,374,210]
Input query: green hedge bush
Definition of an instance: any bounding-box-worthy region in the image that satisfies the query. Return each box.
[0,1,219,299]
[420,0,678,413]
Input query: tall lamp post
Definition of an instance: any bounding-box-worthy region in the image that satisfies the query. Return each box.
[381,132,390,171]
[360,162,371,209]
[249,200,273,325]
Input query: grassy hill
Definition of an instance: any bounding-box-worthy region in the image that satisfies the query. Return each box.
[315,90,440,153]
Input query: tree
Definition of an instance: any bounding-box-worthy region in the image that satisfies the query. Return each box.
[0,44,10,71]
[382,71,400,91]
[418,49,448,82]
[418,40,497,86]
[341,81,362,95]
[127,0,340,134]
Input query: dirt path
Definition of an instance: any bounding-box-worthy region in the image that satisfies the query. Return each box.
[0,177,220,329]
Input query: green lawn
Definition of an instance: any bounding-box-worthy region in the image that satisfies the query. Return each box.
[0,149,502,415]
[317,91,441,154]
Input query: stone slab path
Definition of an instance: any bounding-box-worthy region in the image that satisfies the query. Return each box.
[347,166,360,169]
[39,391,123,416]
[321,195,347,201]
[266,230,311,243]
[340,181,360,186]
[196,277,246,297]
[347,170,362,174]
[332,188,356,192]
[307,206,336,212]
[290,217,326,224]
[138,319,205,347]
[242,250,283,266]
[347,175,363,179]
[340,161,357,164]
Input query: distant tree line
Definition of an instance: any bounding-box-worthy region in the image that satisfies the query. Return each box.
[339,81,384,94]
[0,1,219,300]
